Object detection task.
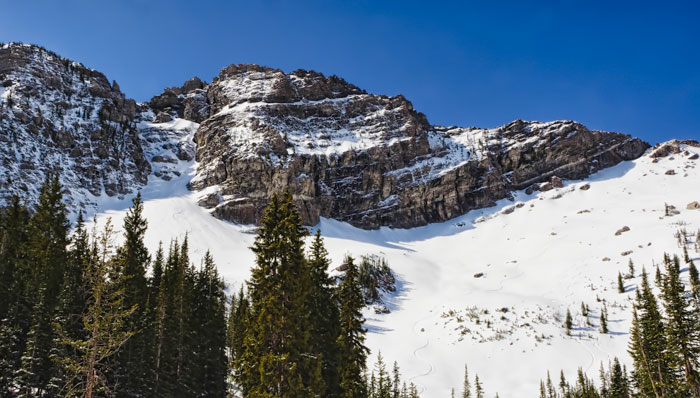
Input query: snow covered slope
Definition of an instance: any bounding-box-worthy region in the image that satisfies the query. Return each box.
[87,139,700,396]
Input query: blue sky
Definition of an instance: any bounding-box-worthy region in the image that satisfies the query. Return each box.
[1,1,698,144]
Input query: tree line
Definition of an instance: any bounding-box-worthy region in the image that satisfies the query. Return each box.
[541,243,700,398]
[0,177,419,397]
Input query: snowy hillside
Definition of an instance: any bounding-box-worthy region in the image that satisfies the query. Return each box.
[86,137,700,396]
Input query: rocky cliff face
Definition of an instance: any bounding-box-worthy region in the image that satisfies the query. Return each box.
[189,65,649,229]
[0,43,150,209]
[0,44,650,228]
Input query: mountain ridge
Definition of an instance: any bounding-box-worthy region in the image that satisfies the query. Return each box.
[0,42,650,229]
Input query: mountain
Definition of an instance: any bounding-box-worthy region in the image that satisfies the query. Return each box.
[0,43,649,229]
[1,42,699,397]
[90,134,700,397]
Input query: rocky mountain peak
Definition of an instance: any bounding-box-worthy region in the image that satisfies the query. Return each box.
[0,44,651,229]
[0,43,149,210]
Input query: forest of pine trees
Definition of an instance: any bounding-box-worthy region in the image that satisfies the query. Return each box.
[541,246,700,398]
[0,180,418,397]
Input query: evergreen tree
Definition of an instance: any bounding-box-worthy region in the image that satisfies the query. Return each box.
[190,251,228,397]
[600,306,608,334]
[373,352,391,398]
[659,254,700,395]
[337,255,370,398]
[239,192,321,397]
[565,309,573,336]
[307,229,341,397]
[628,269,671,398]
[462,364,471,398]
[628,259,635,278]
[474,374,484,398]
[618,272,625,294]
[113,193,152,396]
[392,361,401,398]
[62,218,136,398]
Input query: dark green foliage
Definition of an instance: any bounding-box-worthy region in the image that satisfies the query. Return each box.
[357,254,396,305]
[565,309,573,335]
[307,229,342,396]
[338,255,370,398]
[617,272,625,294]
[238,191,322,397]
[600,306,608,334]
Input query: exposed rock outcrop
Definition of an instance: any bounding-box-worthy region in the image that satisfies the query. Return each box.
[0,43,150,210]
[190,64,649,228]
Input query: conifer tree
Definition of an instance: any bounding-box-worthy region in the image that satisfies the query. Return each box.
[113,193,152,396]
[659,254,700,395]
[474,374,484,398]
[239,192,321,397]
[618,272,625,293]
[337,255,369,398]
[600,306,608,334]
[628,258,635,278]
[462,364,471,398]
[628,269,670,398]
[307,229,341,396]
[62,218,136,398]
[565,309,573,336]
[392,361,401,398]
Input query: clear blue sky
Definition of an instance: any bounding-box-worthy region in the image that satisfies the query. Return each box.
[1,1,698,144]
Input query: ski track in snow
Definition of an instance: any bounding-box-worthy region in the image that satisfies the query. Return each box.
[84,139,700,397]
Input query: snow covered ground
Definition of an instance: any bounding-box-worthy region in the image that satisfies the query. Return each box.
[87,132,700,397]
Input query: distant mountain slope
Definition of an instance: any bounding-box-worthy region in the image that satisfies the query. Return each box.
[1,43,648,229]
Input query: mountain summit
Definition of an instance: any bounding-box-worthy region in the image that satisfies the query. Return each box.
[0,43,649,228]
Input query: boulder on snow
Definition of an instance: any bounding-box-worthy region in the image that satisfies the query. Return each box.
[665,169,676,175]
[689,153,699,160]
[539,182,553,192]
[550,176,563,188]
[615,226,630,236]
[687,201,700,210]
[579,183,591,191]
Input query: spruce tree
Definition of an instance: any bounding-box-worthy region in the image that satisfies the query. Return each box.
[337,255,369,398]
[659,254,700,395]
[239,192,320,397]
[62,218,136,398]
[462,364,471,398]
[600,306,608,334]
[628,269,670,398]
[113,193,151,396]
[618,272,625,293]
[307,229,341,397]
[565,309,573,336]
[474,374,483,398]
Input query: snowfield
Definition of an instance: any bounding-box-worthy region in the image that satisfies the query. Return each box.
[87,130,700,397]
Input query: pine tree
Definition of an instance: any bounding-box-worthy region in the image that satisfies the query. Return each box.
[392,361,401,398]
[628,269,670,398]
[62,218,136,398]
[239,192,320,397]
[462,364,471,398]
[0,197,30,394]
[659,254,700,395]
[337,255,369,398]
[189,251,228,397]
[581,302,588,317]
[608,358,629,398]
[565,309,573,336]
[474,374,484,398]
[628,258,635,278]
[307,229,341,397]
[373,352,391,398]
[15,174,70,395]
[618,272,625,293]
[600,305,608,334]
[113,193,151,396]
